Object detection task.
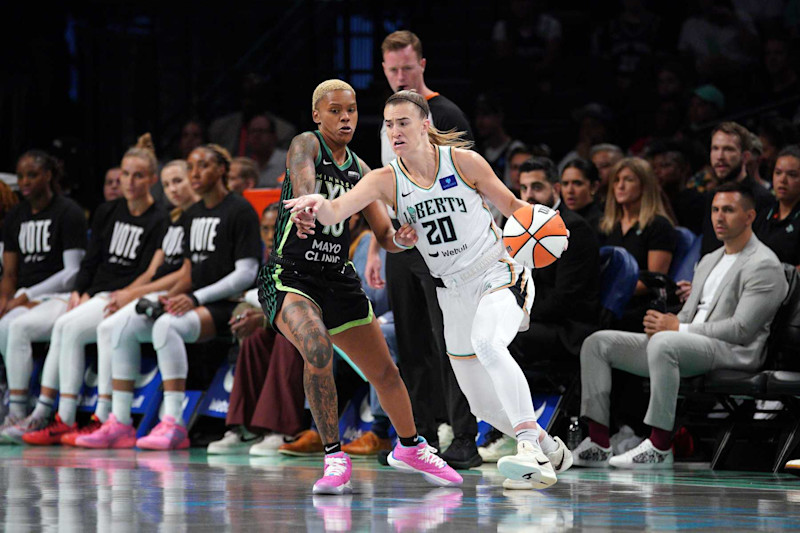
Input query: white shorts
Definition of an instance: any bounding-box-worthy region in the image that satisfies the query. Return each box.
[435,256,534,358]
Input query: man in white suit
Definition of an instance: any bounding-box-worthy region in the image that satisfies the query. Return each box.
[572,181,789,469]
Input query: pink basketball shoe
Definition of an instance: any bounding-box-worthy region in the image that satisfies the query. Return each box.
[75,414,136,449]
[388,438,463,487]
[312,452,353,495]
[136,416,190,451]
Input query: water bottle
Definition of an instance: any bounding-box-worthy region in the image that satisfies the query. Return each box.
[567,416,582,451]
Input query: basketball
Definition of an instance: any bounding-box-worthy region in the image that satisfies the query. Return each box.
[503,204,568,268]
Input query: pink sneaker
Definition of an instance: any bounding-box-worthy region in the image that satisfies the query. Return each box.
[75,414,137,449]
[312,452,353,495]
[135,416,190,450]
[387,438,463,487]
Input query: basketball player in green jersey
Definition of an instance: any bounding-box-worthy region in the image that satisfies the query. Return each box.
[258,80,462,495]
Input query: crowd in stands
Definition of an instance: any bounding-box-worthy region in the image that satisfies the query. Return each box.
[1,0,799,472]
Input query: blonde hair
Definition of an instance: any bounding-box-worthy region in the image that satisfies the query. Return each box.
[312,80,355,112]
[160,159,190,221]
[600,157,674,235]
[385,90,473,149]
[123,132,158,176]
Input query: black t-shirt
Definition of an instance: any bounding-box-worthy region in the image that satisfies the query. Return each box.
[701,176,774,255]
[76,199,169,296]
[274,131,363,267]
[183,193,261,291]
[153,211,189,281]
[575,201,603,235]
[428,94,474,142]
[603,214,677,270]
[754,201,800,266]
[3,195,87,289]
[670,187,705,236]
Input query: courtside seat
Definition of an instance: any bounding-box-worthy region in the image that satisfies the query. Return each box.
[598,246,639,327]
[766,371,800,395]
[702,369,768,396]
[669,227,700,282]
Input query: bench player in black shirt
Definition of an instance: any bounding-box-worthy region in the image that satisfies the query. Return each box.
[5,136,169,445]
[80,144,261,451]
[70,160,200,448]
[259,80,461,495]
[0,150,87,431]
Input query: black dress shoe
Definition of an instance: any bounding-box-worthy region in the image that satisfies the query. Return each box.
[439,436,483,469]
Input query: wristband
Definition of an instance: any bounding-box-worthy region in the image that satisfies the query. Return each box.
[392,233,414,250]
[189,293,200,307]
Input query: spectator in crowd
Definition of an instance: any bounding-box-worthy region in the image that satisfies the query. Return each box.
[747,133,770,189]
[647,141,706,235]
[600,157,676,332]
[559,103,614,172]
[178,119,206,160]
[208,72,296,154]
[1,134,169,444]
[474,94,527,189]
[206,202,304,457]
[0,150,85,428]
[758,116,799,180]
[103,167,122,202]
[228,157,259,195]
[560,158,602,234]
[490,0,562,95]
[677,0,759,80]
[368,30,480,469]
[507,145,536,194]
[687,85,725,132]
[590,143,624,200]
[700,122,774,254]
[574,182,788,469]
[751,35,800,120]
[755,145,800,268]
[246,113,288,188]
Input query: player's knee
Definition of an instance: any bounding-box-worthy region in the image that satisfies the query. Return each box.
[304,342,333,370]
[471,332,503,366]
[151,314,175,351]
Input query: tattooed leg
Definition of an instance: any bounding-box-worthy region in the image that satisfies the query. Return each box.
[275,295,340,444]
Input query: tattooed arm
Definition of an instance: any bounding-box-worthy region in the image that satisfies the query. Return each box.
[287,132,321,197]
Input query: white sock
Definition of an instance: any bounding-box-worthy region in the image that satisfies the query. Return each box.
[162,391,185,425]
[8,394,28,418]
[58,397,78,425]
[539,431,558,454]
[112,391,133,426]
[31,396,55,419]
[95,397,111,422]
[515,428,539,445]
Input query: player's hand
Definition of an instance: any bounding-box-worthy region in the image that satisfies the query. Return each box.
[365,250,384,289]
[394,224,417,249]
[676,281,692,303]
[4,292,29,315]
[563,228,570,253]
[229,308,264,339]
[643,310,679,336]
[291,209,317,239]
[104,289,134,316]
[164,294,196,316]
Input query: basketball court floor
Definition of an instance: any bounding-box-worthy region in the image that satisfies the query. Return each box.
[1,447,799,531]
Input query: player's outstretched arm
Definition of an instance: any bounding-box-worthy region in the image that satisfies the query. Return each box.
[285,167,394,227]
[453,149,527,218]
[287,132,321,197]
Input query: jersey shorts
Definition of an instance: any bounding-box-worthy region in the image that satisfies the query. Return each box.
[259,258,373,335]
[436,254,534,359]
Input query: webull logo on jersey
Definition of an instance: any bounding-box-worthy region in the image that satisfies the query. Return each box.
[401,197,467,225]
[439,174,457,190]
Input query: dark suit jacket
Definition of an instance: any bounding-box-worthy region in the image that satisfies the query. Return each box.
[529,205,601,355]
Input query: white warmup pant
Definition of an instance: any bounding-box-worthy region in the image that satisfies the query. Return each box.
[46,293,110,395]
[0,295,69,391]
[103,292,164,382]
[436,258,537,438]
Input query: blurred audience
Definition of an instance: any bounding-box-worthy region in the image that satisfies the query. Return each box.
[590,143,624,200]
[102,167,122,202]
[228,157,259,195]
[560,158,603,234]
[246,113,287,188]
[755,145,800,268]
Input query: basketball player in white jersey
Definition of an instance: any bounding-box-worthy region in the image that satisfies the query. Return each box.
[285,90,573,490]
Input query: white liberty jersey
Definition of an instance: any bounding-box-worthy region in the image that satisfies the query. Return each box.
[391,145,501,278]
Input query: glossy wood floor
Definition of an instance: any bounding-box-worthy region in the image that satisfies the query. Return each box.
[1,446,799,531]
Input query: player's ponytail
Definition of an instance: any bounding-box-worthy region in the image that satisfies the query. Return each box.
[385,90,473,150]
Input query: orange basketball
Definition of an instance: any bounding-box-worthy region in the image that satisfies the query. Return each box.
[502,204,568,268]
